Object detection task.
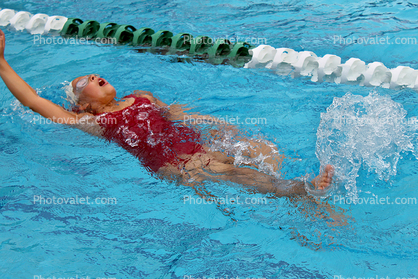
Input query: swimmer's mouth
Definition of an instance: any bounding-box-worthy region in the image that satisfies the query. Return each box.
[98,78,107,86]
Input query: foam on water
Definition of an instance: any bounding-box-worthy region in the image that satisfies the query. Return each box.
[208,130,282,178]
[316,91,418,199]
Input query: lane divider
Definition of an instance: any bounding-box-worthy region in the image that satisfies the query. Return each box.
[0,7,417,90]
[245,45,418,90]
[0,8,252,67]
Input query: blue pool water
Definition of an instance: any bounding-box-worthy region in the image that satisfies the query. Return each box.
[0,0,418,278]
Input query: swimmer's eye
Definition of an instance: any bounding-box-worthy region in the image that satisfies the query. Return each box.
[75,74,100,94]
[76,78,88,89]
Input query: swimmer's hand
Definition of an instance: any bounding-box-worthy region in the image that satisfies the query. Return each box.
[311,164,334,190]
[0,28,82,125]
[0,29,5,61]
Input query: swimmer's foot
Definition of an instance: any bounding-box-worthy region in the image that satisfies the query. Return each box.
[311,164,334,190]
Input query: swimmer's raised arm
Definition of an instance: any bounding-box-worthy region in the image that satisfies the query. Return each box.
[0,29,82,124]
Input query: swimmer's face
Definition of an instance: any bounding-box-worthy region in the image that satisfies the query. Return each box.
[71,74,116,105]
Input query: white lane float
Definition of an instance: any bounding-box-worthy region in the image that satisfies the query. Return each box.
[0,8,66,35]
[244,45,277,69]
[25,14,49,34]
[266,48,298,75]
[0,9,16,26]
[43,16,67,35]
[337,58,366,84]
[390,66,418,89]
[244,45,418,91]
[9,11,32,31]
[362,62,391,88]
[291,51,319,80]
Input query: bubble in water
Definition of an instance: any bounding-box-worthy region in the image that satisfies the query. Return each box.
[316,91,416,199]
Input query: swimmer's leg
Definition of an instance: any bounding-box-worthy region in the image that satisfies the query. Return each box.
[236,139,285,173]
[207,126,285,172]
[160,151,334,197]
[203,160,334,196]
[190,158,307,197]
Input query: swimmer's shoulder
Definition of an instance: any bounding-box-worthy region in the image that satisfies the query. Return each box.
[133,90,153,96]
[132,90,168,107]
[132,90,155,103]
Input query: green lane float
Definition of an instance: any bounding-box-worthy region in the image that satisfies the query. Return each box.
[0,8,253,66]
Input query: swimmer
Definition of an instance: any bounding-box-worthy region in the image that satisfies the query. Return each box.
[0,29,334,198]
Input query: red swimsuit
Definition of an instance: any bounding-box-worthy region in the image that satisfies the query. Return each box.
[95,94,204,172]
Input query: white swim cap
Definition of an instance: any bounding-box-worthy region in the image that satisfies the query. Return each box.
[61,81,79,105]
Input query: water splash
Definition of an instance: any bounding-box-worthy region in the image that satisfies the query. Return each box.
[316,91,417,199]
[208,130,282,178]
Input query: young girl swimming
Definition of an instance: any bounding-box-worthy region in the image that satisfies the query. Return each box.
[0,29,334,198]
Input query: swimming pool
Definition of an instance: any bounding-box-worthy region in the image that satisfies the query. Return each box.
[0,0,417,278]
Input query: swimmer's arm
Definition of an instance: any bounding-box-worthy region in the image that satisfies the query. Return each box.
[2,67,87,124]
[0,30,37,99]
[0,30,84,124]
